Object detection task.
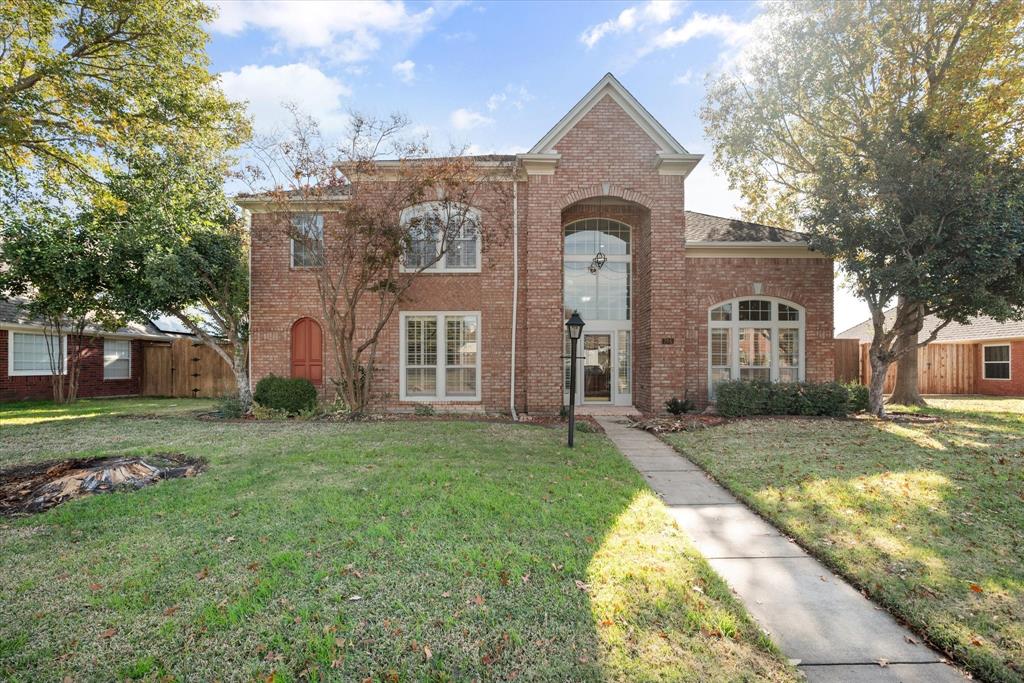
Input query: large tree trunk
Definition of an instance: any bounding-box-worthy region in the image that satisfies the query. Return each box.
[889,328,926,406]
[232,358,252,412]
[868,354,891,417]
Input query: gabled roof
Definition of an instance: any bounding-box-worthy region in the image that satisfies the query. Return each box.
[527,74,702,175]
[836,310,1024,343]
[684,211,806,244]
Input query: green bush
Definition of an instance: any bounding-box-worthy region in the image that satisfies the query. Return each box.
[215,394,244,419]
[253,375,318,415]
[413,404,435,416]
[664,396,695,415]
[715,380,853,417]
[845,382,869,413]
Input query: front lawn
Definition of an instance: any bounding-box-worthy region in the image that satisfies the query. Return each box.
[0,398,794,681]
[664,397,1024,683]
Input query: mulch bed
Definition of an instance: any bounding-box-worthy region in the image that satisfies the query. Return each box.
[628,415,727,434]
[0,454,204,516]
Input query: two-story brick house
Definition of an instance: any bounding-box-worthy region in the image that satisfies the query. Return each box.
[239,74,835,415]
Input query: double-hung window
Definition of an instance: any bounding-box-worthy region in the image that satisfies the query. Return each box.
[401,312,480,400]
[983,344,1011,380]
[103,339,131,380]
[708,298,805,399]
[401,203,481,273]
[8,331,66,376]
[290,213,324,268]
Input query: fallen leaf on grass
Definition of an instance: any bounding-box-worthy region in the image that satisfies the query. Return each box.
[163,606,179,616]
[600,618,614,627]
[347,595,362,601]
[969,583,983,593]
[970,636,984,647]
[423,644,432,660]
[196,567,209,581]
[99,628,116,639]
[575,580,589,592]
[89,583,102,592]
[473,595,485,606]
[521,573,530,584]
[441,591,451,598]
[499,570,510,586]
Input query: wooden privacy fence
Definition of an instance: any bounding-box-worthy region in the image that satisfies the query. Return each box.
[142,338,237,398]
[833,339,861,383]
[859,342,976,394]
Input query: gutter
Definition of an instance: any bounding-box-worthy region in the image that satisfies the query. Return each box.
[509,180,520,420]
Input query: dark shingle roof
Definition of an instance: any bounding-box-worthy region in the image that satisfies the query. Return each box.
[0,296,169,338]
[836,310,1024,343]
[684,211,806,243]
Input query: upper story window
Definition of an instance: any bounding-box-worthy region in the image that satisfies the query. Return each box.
[708,297,805,398]
[563,218,631,321]
[983,344,1011,380]
[290,214,324,268]
[401,202,481,273]
[8,331,66,376]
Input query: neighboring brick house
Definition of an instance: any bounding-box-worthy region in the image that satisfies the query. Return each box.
[837,313,1024,397]
[0,296,168,401]
[239,74,835,415]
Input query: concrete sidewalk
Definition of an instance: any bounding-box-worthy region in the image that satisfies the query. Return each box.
[595,416,965,683]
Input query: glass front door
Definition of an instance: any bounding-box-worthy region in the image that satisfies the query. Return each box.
[583,334,612,402]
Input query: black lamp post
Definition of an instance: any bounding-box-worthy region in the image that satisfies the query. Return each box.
[565,310,585,447]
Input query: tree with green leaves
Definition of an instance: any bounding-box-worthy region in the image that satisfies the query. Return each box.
[702,0,1024,416]
[0,206,123,402]
[0,0,246,203]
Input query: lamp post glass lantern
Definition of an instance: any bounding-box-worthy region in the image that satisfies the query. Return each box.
[565,311,585,447]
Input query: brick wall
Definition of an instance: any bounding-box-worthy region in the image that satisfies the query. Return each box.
[974,339,1024,396]
[0,330,143,401]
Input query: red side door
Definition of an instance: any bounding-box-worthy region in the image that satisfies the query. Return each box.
[290,318,323,385]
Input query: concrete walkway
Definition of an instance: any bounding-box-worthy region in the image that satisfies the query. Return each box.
[595,417,965,683]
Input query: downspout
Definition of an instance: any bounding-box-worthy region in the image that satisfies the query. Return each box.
[509,180,520,420]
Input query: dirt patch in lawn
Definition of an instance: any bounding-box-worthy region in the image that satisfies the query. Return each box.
[0,454,204,516]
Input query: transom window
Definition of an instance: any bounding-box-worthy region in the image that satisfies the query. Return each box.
[401,312,480,400]
[983,344,1011,380]
[290,213,324,268]
[401,203,481,273]
[8,331,67,376]
[563,218,631,321]
[708,298,805,398]
[103,339,131,380]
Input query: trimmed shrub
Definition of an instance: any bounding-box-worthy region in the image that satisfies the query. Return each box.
[253,375,317,415]
[715,380,853,417]
[664,396,695,415]
[845,382,869,413]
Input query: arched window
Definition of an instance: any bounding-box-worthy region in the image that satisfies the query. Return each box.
[708,297,805,398]
[563,218,631,321]
[291,318,323,385]
[400,202,482,273]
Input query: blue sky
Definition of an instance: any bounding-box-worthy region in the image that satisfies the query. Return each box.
[206,0,867,331]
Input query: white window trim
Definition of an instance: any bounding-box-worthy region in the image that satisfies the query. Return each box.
[982,343,1012,381]
[103,337,133,381]
[7,331,68,377]
[399,202,482,274]
[290,213,324,269]
[399,311,482,402]
[707,297,806,399]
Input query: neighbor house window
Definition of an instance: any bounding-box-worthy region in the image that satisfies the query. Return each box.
[708,298,805,399]
[401,203,481,273]
[8,331,66,376]
[290,213,324,268]
[103,339,131,380]
[401,312,480,400]
[983,344,1011,380]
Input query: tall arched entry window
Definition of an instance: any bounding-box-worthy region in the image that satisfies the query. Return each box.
[707,297,805,399]
[563,218,632,406]
[290,317,323,385]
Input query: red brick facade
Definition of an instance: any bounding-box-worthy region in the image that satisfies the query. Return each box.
[0,330,143,401]
[974,339,1024,396]
[246,80,836,414]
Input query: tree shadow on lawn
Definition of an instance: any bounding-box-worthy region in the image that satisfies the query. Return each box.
[0,419,793,682]
[0,397,214,428]
[670,412,1024,683]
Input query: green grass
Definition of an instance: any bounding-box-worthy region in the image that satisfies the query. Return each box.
[0,398,794,682]
[663,396,1024,683]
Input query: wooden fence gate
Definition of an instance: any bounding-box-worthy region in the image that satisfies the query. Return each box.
[833,339,861,383]
[142,338,237,398]
[859,342,976,394]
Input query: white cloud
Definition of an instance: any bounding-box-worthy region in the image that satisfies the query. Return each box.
[647,12,752,53]
[392,59,416,83]
[673,68,694,85]
[485,84,534,112]
[219,63,351,133]
[208,0,435,62]
[580,0,683,48]
[450,108,494,130]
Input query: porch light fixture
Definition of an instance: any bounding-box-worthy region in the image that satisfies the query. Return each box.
[565,310,585,447]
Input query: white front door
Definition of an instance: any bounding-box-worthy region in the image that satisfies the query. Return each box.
[567,328,632,406]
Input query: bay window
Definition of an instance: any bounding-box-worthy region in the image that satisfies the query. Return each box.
[401,312,480,400]
[708,298,805,398]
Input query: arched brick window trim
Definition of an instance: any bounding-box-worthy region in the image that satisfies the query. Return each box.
[290,317,323,385]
